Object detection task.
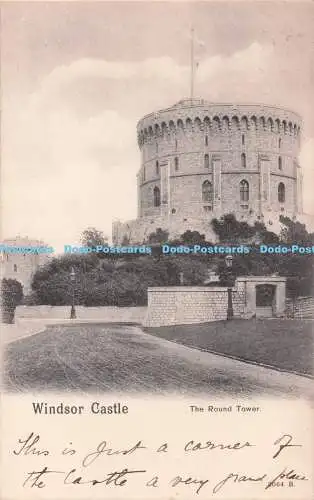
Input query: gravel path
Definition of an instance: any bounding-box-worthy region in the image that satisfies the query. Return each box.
[3,323,313,399]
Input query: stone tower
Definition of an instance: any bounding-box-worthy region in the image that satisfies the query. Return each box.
[113,98,302,244]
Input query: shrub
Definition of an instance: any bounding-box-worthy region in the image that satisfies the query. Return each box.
[1,279,23,324]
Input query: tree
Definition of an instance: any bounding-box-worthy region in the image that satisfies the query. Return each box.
[31,254,99,305]
[279,216,314,244]
[1,278,23,324]
[148,228,169,244]
[211,214,256,242]
[121,235,130,245]
[176,230,207,245]
[80,227,108,248]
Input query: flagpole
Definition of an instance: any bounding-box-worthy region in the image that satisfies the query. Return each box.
[190,27,194,99]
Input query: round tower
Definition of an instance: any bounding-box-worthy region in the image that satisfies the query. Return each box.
[136,98,302,226]
[112,98,303,244]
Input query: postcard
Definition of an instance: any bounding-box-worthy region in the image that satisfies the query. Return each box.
[0,1,313,499]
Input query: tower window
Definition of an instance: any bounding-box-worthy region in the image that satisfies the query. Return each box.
[205,135,208,146]
[240,180,249,202]
[278,156,282,170]
[13,264,17,272]
[153,186,161,207]
[202,180,213,203]
[204,154,209,169]
[156,142,158,153]
[241,152,246,168]
[156,161,159,175]
[278,182,285,203]
[174,157,179,171]
[242,134,245,146]
[278,138,281,149]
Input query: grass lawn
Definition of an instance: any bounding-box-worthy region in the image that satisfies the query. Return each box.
[145,319,314,377]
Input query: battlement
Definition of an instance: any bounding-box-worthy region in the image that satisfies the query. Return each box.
[137,102,301,148]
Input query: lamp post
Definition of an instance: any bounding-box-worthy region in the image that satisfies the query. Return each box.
[70,266,76,319]
[179,272,184,285]
[225,255,234,320]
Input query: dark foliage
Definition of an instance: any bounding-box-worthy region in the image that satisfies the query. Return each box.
[1,278,23,323]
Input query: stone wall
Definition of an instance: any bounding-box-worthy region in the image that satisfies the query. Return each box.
[15,305,147,323]
[286,296,314,319]
[144,276,287,327]
[143,286,239,327]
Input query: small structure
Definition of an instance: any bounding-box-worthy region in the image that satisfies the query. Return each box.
[237,276,286,319]
[144,275,286,327]
[0,237,52,295]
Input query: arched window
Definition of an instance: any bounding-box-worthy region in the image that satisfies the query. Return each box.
[204,154,209,169]
[13,264,17,272]
[174,157,179,171]
[278,138,281,149]
[153,186,161,207]
[240,180,249,202]
[156,161,159,175]
[205,135,208,146]
[202,180,213,203]
[278,183,285,203]
[242,134,245,146]
[278,156,282,170]
[175,138,178,150]
[241,152,246,168]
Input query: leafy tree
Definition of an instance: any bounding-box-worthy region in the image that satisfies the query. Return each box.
[211,214,256,242]
[121,235,130,245]
[80,227,108,248]
[31,254,99,305]
[279,216,314,244]
[253,221,280,244]
[1,278,23,323]
[174,230,207,245]
[148,228,169,244]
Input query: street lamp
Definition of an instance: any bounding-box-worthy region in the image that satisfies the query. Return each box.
[70,266,76,319]
[225,255,234,320]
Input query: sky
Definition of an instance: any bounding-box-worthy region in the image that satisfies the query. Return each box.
[1,1,314,250]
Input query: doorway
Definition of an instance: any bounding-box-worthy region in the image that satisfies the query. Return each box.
[255,284,276,318]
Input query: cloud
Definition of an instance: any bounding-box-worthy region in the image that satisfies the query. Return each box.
[299,138,314,214]
[2,40,314,248]
[198,42,273,81]
[33,56,187,107]
[30,41,274,109]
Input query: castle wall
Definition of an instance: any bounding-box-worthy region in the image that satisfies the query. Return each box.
[112,215,218,245]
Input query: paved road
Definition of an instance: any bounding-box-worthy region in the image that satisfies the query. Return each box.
[3,323,313,398]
